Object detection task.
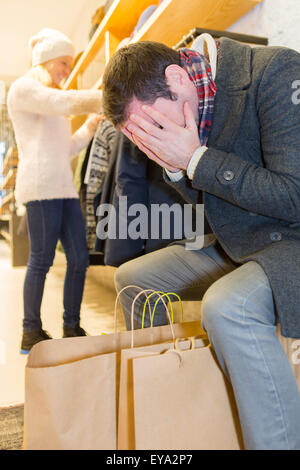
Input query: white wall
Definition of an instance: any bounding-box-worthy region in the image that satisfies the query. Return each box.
[228,0,300,52]
[0,0,106,84]
[70,0,106,56]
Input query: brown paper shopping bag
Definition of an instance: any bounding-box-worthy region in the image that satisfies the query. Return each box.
[24,286,204,450]
[117,336,208,450]
[132,337,244,450]
[117,290,206,450]
[25,351,117,450]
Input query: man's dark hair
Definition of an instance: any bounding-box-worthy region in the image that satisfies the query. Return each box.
[102,41,181,126]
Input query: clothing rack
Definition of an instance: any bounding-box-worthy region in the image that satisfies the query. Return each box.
[174,27,268,50]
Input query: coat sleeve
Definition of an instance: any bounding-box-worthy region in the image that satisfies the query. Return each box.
[163,170,200,206]
[8,77,102,116]
[190,48,300,224]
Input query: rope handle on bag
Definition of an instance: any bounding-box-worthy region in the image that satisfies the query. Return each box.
[141,291,174,328]
[130,289,173,348]
[151,292,183,327]
[141,291,183,329]
[114,286,183,348]
[139,290,184,348]
[165,335,209,368]
[163,337,194,368]
[175,336,196,351]
[114,285,153,334]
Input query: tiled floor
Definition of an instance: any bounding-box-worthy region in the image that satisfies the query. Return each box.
[0,240,124,406]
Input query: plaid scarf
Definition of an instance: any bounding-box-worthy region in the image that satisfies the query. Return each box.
[179,43,219,145]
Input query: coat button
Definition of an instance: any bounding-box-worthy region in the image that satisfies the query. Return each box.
[223,170,234,181]
[270,232,282,242]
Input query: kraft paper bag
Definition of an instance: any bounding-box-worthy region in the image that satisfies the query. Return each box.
[117,333,207,450]
[24,287,204,450]
[132,339,244,450]
[24,319,205,450]
[25,352,117,450]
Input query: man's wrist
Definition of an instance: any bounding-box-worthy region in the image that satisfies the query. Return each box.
[187,146,208,179]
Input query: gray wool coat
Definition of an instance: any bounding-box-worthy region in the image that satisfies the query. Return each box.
[167,37,300,338]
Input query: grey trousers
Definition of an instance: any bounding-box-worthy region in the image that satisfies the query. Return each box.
[114,240,237,329]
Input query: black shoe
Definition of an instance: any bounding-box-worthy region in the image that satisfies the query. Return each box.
[20,329,52,355]
[63,324,88,338]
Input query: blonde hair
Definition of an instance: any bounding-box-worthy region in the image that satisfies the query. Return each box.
[25,64,56,88]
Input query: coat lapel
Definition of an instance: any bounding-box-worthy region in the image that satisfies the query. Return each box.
[207,38,252,151]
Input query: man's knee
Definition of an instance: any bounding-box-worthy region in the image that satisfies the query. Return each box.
[201,281,233,334]
[201,261,274,334]
[200,267,252,336]
[114,259,140,292]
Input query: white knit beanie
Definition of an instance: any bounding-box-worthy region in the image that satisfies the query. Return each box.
[29,28,74,66]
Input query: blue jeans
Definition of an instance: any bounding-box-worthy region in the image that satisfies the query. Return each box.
[115,242,300,450]
[24,199,89,331]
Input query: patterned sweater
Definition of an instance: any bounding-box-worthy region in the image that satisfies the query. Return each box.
[7,76,102,205]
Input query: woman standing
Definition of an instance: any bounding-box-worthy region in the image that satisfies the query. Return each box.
[7,28,103,353]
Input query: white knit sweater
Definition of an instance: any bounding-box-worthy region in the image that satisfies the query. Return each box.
[7,77,102,205]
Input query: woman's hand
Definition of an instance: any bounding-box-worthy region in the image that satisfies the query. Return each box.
[122,102,200,171]
[86,113,104,135]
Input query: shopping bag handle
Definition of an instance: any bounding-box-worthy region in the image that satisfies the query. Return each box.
[130,289,173,348]
[138,290,184,348]
[114,286,183,348]
[164,349,184,368]
[164,336,210,367]
[141,291,183,328]
[175,336,197,351]
[114,285,154,334]
[149,292,183,327]
[114,286,172,347]
[175,336,209,350]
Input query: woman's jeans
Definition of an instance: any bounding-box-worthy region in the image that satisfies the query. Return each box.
[115,241,300,450]
[23,199,89,331]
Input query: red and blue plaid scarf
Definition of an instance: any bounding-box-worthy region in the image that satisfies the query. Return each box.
[179,44,219,145]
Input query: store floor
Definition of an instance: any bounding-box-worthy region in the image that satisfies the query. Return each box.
[0,239,125,406]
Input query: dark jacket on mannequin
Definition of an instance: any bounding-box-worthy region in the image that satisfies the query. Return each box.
[95,132,192,266]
